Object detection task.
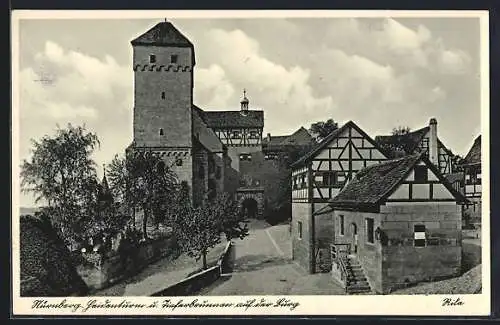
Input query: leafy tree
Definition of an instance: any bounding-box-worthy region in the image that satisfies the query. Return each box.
[392,126,411,135]
[107,151,178,240]
[309,118,339,141]
[173,188,248,269]
[20,124,100,246]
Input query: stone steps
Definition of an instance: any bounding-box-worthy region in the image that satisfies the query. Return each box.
[344,255,372,295]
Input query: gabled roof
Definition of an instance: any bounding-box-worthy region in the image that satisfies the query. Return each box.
[263,127,314,151]
[201,110,264,128]
[131,22,194,48]
[375,126,429,158]
[290,121,387,168]
[327,153,467,210]
[461,135,481,166]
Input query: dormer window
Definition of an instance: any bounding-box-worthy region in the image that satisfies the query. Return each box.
[170,55,178,64]
[149,54,156,63]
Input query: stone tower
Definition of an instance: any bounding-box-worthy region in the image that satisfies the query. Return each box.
[130,21,196,194]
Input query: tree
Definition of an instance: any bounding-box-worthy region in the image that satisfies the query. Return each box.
[107,150,178,240]
[173,189,248,269]
[309,118,339,141]
[20,124,100,246]
[392,126,411,135]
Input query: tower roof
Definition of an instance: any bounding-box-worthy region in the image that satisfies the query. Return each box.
[131,21,194,48]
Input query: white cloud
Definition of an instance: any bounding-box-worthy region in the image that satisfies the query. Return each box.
[195,64,235,108]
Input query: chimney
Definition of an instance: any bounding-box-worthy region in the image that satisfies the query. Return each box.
[429,118,438,165]
[267,133,271,142]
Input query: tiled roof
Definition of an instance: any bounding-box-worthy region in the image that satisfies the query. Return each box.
[192,106,225,153]
[131,22,193,47]
[329,153,467,209]
[201,110,264,128]
[330,154,422,207]
[375,126,429,158]
[263,127,314,152]
[462,135,481,165]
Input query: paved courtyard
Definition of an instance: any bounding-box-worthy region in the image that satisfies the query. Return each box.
[199,219,345,295]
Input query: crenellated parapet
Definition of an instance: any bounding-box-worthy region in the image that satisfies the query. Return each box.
[133,64,193,72]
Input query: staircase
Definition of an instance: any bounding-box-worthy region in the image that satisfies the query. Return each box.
[344,255,372,294]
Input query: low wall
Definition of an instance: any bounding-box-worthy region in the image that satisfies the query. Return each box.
[78,235,178,291]
[151,241,233,296]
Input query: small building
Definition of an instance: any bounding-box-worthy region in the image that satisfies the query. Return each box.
[290,120,389,273]
[319,153,467,294]
[458,135,482,227]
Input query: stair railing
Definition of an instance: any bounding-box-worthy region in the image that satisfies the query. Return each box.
[331,243,351,293]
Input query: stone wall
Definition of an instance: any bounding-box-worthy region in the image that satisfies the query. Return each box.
[379,203,462,293]
[292,203,313,273]
[332,210,384,292]
[78,235,178,291]
[192,143,208,206]
[133,45,193,148]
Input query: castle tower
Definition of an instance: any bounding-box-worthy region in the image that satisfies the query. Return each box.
[130,21,196,197]
[131,21,195,148]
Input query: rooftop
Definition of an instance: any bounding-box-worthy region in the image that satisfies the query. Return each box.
[131,21,194,48]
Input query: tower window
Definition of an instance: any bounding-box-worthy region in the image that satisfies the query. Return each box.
[170,55,178,64]
[149,54,156,63]
[161,92,166,99]
[159,128,164,136]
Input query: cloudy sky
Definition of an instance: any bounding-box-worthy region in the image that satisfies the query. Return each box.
[16,15,483,207]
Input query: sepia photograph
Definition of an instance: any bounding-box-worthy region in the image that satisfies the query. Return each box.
[11,10,490,316]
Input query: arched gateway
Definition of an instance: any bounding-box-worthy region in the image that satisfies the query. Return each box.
[236,187,265,219]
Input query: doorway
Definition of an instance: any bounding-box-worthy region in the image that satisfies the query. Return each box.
[241,198,258,219]
[351,222,358,254]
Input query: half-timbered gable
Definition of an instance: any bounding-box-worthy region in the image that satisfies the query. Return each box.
[460,135,481,200]
[202,110,264,147]
[290,121,389,204]
[375,118,456,175]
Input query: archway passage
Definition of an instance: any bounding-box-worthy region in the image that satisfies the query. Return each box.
[236,188,264,219]
[241,198,258,219]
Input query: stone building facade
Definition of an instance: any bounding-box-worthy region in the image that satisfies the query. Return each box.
[324,153,466,294]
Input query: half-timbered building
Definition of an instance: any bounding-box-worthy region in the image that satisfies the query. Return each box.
[458,135,482,227]
[321,153,467,294]
[289,120,389,273]
[375,118,456,176]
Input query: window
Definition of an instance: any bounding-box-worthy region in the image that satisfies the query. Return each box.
[414,224,426,247]
[159,128,164,136]
[175,158,183,166]
[249,131,258,139]
[339,215,345,236]
[170,54,178,64]
[300,175,307,189]
[239,153,252,161]
[293,176,298,190]
[231,131,241,139]
[149,54,156,63]
[366,218,374,243]
[161,91,166,99]
[414,165,428,183]
[297,221,303,239]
